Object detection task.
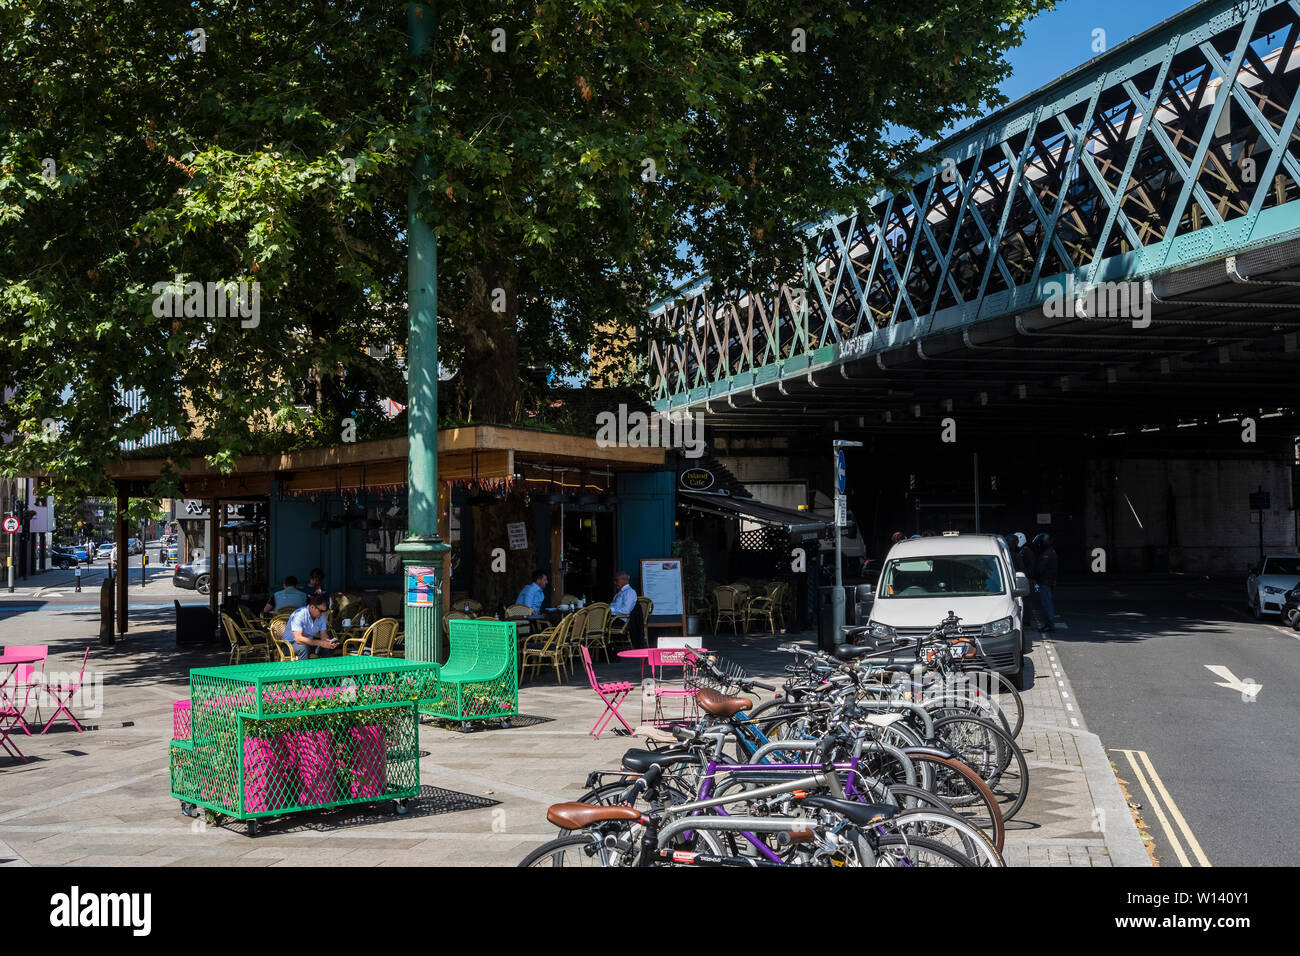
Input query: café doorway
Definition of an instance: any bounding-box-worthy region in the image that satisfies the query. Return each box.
[563,509,615,604]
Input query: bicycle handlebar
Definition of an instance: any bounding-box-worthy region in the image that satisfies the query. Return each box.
[619,763,664,804]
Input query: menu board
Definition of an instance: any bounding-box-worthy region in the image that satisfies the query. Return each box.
[639,558,685,633]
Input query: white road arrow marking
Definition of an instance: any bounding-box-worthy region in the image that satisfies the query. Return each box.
[1205,665,1262,700]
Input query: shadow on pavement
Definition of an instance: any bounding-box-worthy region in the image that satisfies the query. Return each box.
[194,783,501,837]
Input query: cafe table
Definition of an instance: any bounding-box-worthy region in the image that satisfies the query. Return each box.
[0,653,44,763]
[616,646,709,682]
[615,647,708,726]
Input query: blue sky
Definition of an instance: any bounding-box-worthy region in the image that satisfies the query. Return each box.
[996,0,1192,105]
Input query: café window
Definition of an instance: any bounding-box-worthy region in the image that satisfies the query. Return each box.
[363,503,407,577]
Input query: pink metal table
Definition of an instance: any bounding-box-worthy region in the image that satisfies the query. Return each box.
[0,653,45,763]
[616,647,708,726]
[616,646,709,680]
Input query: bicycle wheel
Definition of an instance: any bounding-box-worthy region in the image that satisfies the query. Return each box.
[956,669,1025,739]
[904,751,1005,850]
[572,780,635,807]
[573,772,699,813]
[518,835,611,867]
[870,834,979,867]
[757,714,826,763]
[888,808,1005,867]
[922,685,1013,738]
[932,715,1029,822]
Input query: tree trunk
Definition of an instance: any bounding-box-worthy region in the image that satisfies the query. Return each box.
[449,263,521,424]
[470,492,531,613]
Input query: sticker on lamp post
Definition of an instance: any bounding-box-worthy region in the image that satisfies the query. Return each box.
[406,566,438,606]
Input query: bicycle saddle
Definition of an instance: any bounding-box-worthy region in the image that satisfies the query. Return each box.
[833,644,878,660]
[864,712,905,729]
[695,687,754,718]
[547,802,642,830]
[632,725,678,744]
[797,795,899,828]
[620,748,699,774]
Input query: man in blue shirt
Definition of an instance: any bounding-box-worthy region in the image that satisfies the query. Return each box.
[287,594,338,660]
[263,575,307,615]
[610,571,637,616]
[516,570,548,612]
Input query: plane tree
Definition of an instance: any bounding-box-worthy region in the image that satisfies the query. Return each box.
[0,0,1050,496]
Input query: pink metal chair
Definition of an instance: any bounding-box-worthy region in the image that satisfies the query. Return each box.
[0,672,32,745]
[41,647,90,734]
[1,645,47,736]
[580,645,634,738]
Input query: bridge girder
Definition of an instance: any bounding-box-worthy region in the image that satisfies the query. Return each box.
[649,0,1300,436]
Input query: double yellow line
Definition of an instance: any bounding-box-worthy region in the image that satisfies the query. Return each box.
[1114,749,1211,867]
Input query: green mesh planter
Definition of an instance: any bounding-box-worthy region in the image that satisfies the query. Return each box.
[169,657,441,834]
[419,619,518,723]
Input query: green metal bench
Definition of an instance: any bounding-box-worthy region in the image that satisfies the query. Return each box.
[419,619,518,727]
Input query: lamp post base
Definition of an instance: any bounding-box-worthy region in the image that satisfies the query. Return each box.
[396,535,451,664]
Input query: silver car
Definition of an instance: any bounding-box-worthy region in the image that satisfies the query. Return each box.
[1246,554,1300,617]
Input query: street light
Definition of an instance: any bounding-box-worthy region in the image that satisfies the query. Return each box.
[394,2,451,663]
[831,440,863,643]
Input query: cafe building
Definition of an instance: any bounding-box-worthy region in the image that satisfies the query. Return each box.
[104,426,673,630]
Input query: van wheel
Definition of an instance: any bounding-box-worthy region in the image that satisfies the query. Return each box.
[1009,668,1027,692]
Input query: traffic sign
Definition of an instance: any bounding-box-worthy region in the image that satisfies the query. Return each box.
[835,451,846,493]
[2,516,18,533]
[1249,491,1270,511]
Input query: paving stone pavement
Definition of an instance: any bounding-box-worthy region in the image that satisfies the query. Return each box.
[0,604,1148,865]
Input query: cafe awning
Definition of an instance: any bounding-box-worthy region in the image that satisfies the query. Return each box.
[678,490,833,536]
[103,425,666,496]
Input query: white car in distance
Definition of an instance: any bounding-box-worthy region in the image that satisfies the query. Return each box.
[1246,554,1300,617]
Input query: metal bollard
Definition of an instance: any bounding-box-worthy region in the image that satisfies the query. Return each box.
[75,565,82,592]
[141,551,147,589]
[99,577,115,647]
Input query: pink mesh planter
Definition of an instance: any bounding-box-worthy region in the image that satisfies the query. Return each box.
[242,734,296,813]
[347,725,387,799]
[292,730,340,807]
[172,700,191,741]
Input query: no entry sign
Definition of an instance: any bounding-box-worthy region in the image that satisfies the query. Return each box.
[2,516,18,533]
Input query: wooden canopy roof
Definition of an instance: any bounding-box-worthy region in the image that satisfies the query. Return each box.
[105,425,666,498]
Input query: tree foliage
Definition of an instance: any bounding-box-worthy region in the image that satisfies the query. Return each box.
[1,0,1052,499]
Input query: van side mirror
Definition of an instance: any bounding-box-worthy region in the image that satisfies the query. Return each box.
[1012,572,1032,598]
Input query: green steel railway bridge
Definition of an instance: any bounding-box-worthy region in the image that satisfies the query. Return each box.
[649,0,1300,439]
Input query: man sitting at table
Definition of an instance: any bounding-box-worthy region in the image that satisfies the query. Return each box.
[287,593,339,660]
[263,575,307,614]
[516,569,548,613]
[610,570,637,617]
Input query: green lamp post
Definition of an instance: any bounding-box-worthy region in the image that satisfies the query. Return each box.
[396,2,451,663]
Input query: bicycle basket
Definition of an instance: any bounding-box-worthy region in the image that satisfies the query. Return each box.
[686,654,748,695]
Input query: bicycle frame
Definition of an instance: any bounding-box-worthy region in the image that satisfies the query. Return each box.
[645,769,837,866]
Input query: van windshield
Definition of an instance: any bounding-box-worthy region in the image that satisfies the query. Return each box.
[879,555,1005,598]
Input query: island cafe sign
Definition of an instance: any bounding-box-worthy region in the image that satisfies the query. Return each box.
[679,467,715,491]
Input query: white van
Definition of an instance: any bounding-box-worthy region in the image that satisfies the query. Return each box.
[865,533,1032,689]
